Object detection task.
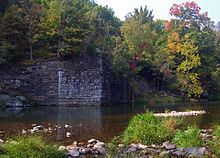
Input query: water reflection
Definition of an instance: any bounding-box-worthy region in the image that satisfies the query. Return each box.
[55,107,102,142]
[0,102,219,144]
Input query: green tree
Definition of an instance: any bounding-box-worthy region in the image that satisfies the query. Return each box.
[117,6,157,98]
[177,33,203,98]
[0,5,28,63]
[85,5,121,53]
[169,1,216,91]
[20,0,44,60]
[159,1,216,98]
[120,17,155,65]
[126,5,153,25]
[39,0,99,58]
[0,0,9,13]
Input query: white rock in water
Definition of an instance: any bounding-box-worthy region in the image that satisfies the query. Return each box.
[65,124,71,128]
[88,138,97,144]
[162,142,176,150]
[30,129,36,133]
[93,142,105,149]
[129,143,138,148]
[79,148,91,154]
[96,146,107,155]
[96,142,105,146]
[58,146,66,151]
[33,125,44,131]
[68,150,80,157]
[66,132,71,138]
[0,139,4,144]
[138,144,147,149]
[72,141,77,146]
[151,144,157,148]
[87,144,94,148]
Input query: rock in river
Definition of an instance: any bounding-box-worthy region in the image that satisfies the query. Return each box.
[126,147,138,153]
[162,141,176,150]
[79,148,90,154]
[68,149,80,157]
[177,147,209,157]
[0,93,31,107]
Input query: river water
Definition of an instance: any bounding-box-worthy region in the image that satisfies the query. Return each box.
[0,102,219,145]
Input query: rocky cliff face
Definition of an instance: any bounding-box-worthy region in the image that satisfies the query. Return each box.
[0,54,131,106]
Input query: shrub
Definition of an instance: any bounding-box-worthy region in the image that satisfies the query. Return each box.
[174,126,204,147]
[1,135,66,158]
[213,125,220,138]
[208,125,220,155]
[122,111,180,145]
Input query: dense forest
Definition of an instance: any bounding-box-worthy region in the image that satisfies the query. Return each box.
[0,0,220,99]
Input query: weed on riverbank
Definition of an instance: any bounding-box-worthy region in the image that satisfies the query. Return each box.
[0,135,66,158]
[208,125,220,155]
[174,126,204,147]
[122,111,182,145]
[108,112,220,157]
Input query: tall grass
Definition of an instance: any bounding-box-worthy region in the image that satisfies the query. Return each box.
[208,125,220,155]
[1,135,66,158]
[174,126,204,147]
[122,111,181,145]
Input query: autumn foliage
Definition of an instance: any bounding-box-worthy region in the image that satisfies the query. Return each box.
[169,1,213,28]
[0,1,218,99]
[161,1,217,98]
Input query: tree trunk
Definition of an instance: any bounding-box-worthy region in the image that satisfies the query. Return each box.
[57,13,63,59]
[161,80,164,91]
[29,17,33,61]
[157,77,160,92]
[57,7,67,59]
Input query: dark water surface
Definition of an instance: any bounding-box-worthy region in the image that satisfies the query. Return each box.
[0,102,219,145]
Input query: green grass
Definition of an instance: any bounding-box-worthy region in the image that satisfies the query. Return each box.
[122,111,181,145]
[0,135,66,158]
[174,126,204,147]
[108,135,122,149]
[208,125,220,155]
[107,111,219,157]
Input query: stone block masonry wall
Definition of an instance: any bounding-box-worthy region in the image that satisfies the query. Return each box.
[0,54,115,106]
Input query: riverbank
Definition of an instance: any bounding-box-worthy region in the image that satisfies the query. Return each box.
[0,111,219,157]
[0,102,220,145]
[0,126,219,157]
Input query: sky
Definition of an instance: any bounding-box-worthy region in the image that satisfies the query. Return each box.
[95,0,220,25]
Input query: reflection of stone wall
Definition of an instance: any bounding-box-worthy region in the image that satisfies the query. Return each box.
[0,106,102,142]
[0,54,118,106]
[55,107,102,141]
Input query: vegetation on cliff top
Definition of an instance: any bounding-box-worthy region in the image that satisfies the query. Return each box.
[0,0,220,99]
